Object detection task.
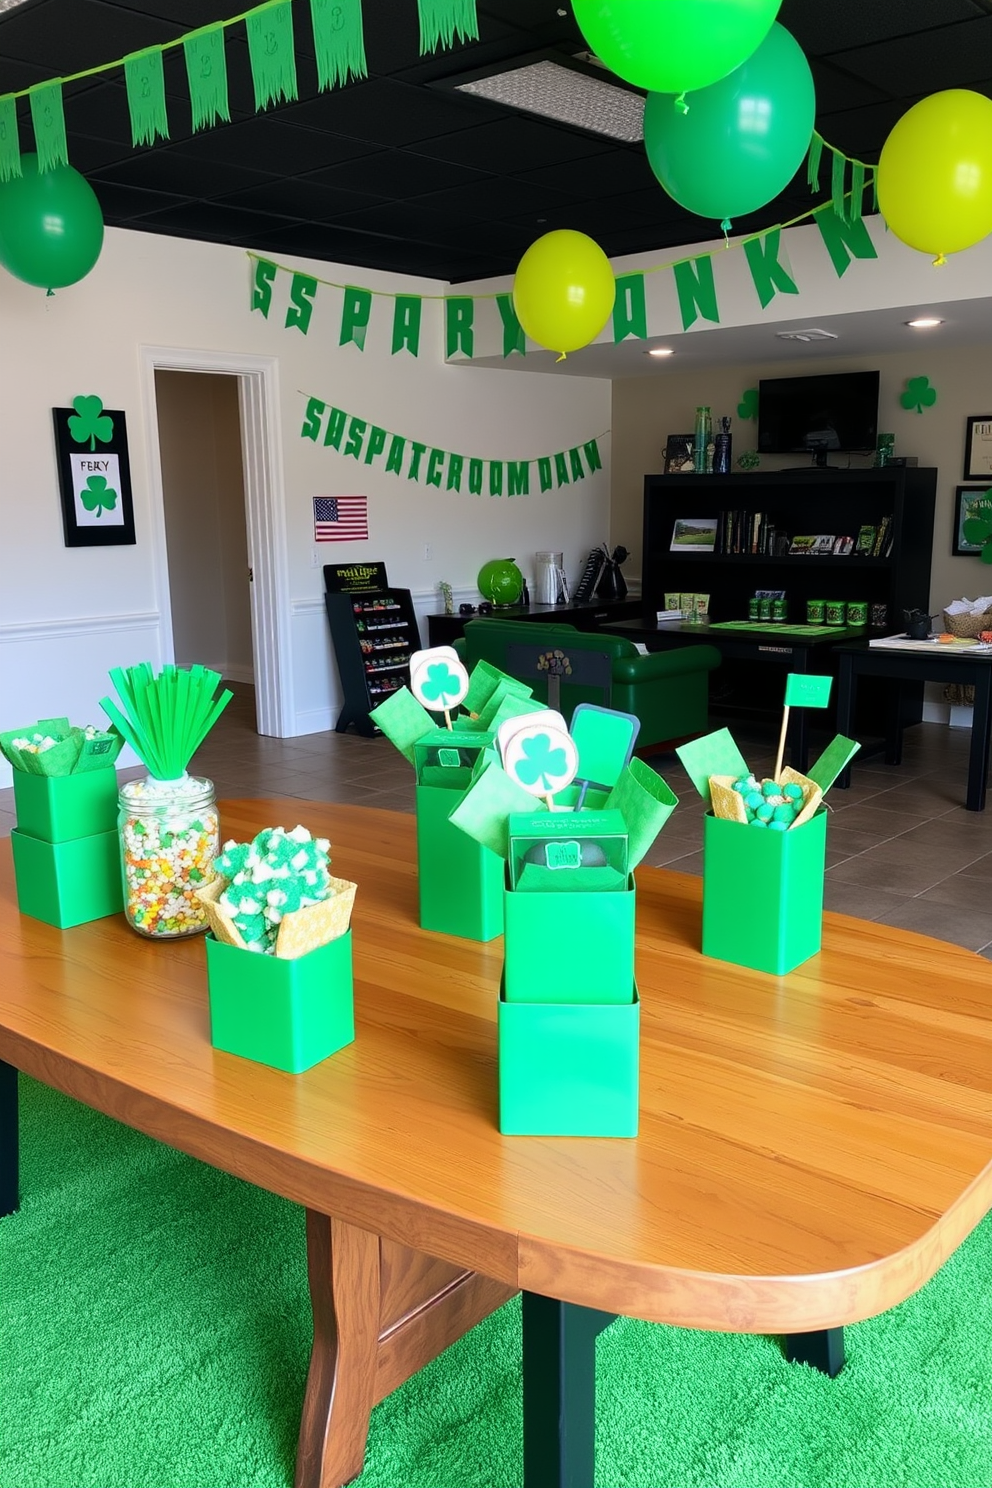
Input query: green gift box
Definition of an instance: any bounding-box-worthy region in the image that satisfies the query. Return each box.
[416,783,503,941]
[507,808,628,891]
[10,826,123,928]
[13,768,118,844]
[205,929,355,1074]
[503,872,635,1003]
[701,807,827,975]
[498,980,640,1136]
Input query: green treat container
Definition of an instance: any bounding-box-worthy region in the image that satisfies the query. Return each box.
[824,600,846,626]
[498,980,640,1137]
[503,874,635,1003]
[416,784,504,941]
[13,767,118,844]
[846,600,868,626]
[11,826,123,928]
[806,598,825,624]
[701,808,827,975]
[206,929,354,1074]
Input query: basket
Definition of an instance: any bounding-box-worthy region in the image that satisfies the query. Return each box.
[942,607,992,639]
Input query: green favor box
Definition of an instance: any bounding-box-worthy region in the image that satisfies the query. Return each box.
[701,807,827,975]
[503,875,635,1003]
[498,982,640,1137]
[416,783,504,941]
[10,826,123,928]
[13,767,118,844]
[206,929,355,1074]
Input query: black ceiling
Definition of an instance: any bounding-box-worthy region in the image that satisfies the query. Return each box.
[1,0,991,283]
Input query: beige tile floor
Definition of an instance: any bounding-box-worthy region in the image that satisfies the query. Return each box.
[4,681,992,958]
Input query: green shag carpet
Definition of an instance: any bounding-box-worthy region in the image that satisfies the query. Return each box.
[1,1077,989,1488]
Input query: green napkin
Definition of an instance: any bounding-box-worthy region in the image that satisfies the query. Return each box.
[475,677,538,731]
[806,734,861,795]
[514,863,627,894]
[448,760,538,860]
[369,688,434,764]
[463,660,532,718]
[605,757,678,868]
[0,719,122,776]
[675,728,750,805]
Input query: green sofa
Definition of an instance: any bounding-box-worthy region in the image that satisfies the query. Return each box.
[455,618,720,751]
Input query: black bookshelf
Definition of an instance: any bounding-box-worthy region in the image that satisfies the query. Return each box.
[325,587,421,736]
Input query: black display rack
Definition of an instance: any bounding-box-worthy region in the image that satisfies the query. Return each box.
[324,564,421,736]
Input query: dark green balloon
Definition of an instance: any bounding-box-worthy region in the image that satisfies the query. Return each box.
[643,23,815,225]
[0,154,104,289]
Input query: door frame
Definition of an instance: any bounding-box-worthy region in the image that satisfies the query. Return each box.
[140,346,293,737]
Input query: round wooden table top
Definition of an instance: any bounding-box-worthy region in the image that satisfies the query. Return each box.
[1,800,990,1334]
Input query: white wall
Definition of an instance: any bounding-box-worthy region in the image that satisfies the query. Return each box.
[0,228,611,783]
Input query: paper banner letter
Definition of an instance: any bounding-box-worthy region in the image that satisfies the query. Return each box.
[183,26,230,132]
[743,229,799,311]
[364,425,387,464]
[343,416,367,459]
[0,96,20,183]
[673,256,720,332]
[554,452,570,487]
[251,258,277,318]
[612,273,647,343]
[285,272,317,335]
[507,460,529,496]
[489,461,503,497]
[569,447,585,481]
[496,293,526,357]
[124,48,170,147]
[385,435,405,474]
[784,674,832,709]
[300,396,327,441]
[340,286,372,349]
[445,297,474,358]
[246,0,298,111]
[446,453,464,491]
[323,406,347,450]
[407,441,427,481]
[29,82,67,172]
[813,203,878,278]
[426,448,445,487]
[583,439,602,474]
[537,457,553,493]
[311,0,368,91]
[468,458,484,495]
[392,296,422,356]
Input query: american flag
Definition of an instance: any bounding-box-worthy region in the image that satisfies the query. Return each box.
[313,495,368,542]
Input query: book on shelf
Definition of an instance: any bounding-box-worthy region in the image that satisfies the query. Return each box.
[855,524,877,555]
[871,514,893,557]
[788,534,835,556]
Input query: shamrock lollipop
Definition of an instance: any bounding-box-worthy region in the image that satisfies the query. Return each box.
[408,647,470,729]
[498,710,578,812]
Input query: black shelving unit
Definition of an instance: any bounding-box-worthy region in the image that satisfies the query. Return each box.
[325,585,421,736]
[643,466,936,626]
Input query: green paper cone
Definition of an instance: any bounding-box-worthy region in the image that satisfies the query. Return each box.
[417,0,479,54]
[605,758,678,870]
[184,26,230,132]
[124,48,170,146]
[310,0,367,90]
[29,82,67,172]
[246,0,299,111]
[0,96,21,183]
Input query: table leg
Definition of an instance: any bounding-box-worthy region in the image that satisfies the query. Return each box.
[885,682,904,767]
[784,1327,845,1377]
[0,1059,17,1218]
[522,1292,615,1488]
[835,654,855,789]
[966,667,992,811]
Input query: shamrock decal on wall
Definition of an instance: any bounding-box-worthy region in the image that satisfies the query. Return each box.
[67,395,114,451]
[514,733,568,793]
[900,377,937,414]
[80,475,118,516]
[737,388,759,421]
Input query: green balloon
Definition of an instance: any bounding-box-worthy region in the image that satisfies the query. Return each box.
[643,24,815,224]
[0,155,104,290]
[573,0,781,94]
[478,558,524,607]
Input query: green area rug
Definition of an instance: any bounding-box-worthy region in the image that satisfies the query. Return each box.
[1,1077,989,1488]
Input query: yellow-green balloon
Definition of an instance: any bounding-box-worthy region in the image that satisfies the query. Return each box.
[877,89,992,259]
[512,230,616,356]
[573,0,782,94]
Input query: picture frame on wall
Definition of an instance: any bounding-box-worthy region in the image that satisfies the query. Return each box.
[952,485,992,556]
[963,415,992,482]
[52,401,136,548]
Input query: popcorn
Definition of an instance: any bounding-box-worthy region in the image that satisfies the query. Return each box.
[213,826,334,955]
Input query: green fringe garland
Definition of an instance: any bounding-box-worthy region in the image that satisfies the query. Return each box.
[124,48,170,147]
[246,0,299,111]
[806,131,823,192]
[849,159,865,224]
[29,81,67,171]
[183,25,230,133]
[417,0,479,55]
[0,95,21,182]
[310,0,367,89]
[830,147,846,216]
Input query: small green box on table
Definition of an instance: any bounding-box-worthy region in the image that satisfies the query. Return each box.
[414,728,504,941]
[10,826,123,928]
[12,767,119,844]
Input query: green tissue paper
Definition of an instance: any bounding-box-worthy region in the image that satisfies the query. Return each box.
[605,757,678,868]
[675,728,750,805]
[369,688,434,763]
[448,760,537,860]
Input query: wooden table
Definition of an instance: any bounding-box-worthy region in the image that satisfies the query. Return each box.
[2,801,991,1488]
[835,640,992,809]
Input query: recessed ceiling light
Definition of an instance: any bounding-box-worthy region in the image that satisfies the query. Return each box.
[646,347,674,357]
[905,317,944,328]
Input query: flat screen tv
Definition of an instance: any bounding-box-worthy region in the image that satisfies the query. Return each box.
[757,370,879,462]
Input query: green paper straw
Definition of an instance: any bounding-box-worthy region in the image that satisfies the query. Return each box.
[100,662,232,779]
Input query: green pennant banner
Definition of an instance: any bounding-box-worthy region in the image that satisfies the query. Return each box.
[246,0,299,111]
[445,297,474,358]
[495,294,525,357]
[124,48,170,147]
[813,203,878,278]
[285,271,317,334]
[340,285,373,349]
[0,95,20,182]
[29,82,67,172]
[392,296,422,357]
[184,26,230,132]
[299,392,607,496]
[417,0,479,54]
[311,0,367,90]
[251,257,277,317]
[673,256,720,332]
[830,147,847,217]
[743,230,799,311]
[612,273,647,342]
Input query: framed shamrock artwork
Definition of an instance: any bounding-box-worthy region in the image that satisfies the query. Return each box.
[52,396,135,547]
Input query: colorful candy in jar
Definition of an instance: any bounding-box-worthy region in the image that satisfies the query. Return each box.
[119,775,219,937]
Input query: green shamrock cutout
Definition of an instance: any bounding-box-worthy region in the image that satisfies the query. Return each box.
[737,388,759,421]
[901,377,937,414]
[80,475,118,516]
[962,491,992,564]
[421,661,461,707]
[514,733,567,792]
[68,395,114,451]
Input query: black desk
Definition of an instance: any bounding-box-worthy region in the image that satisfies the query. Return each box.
[835,641,992,811]
[604,618,867,772]
[426,598,640,647]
